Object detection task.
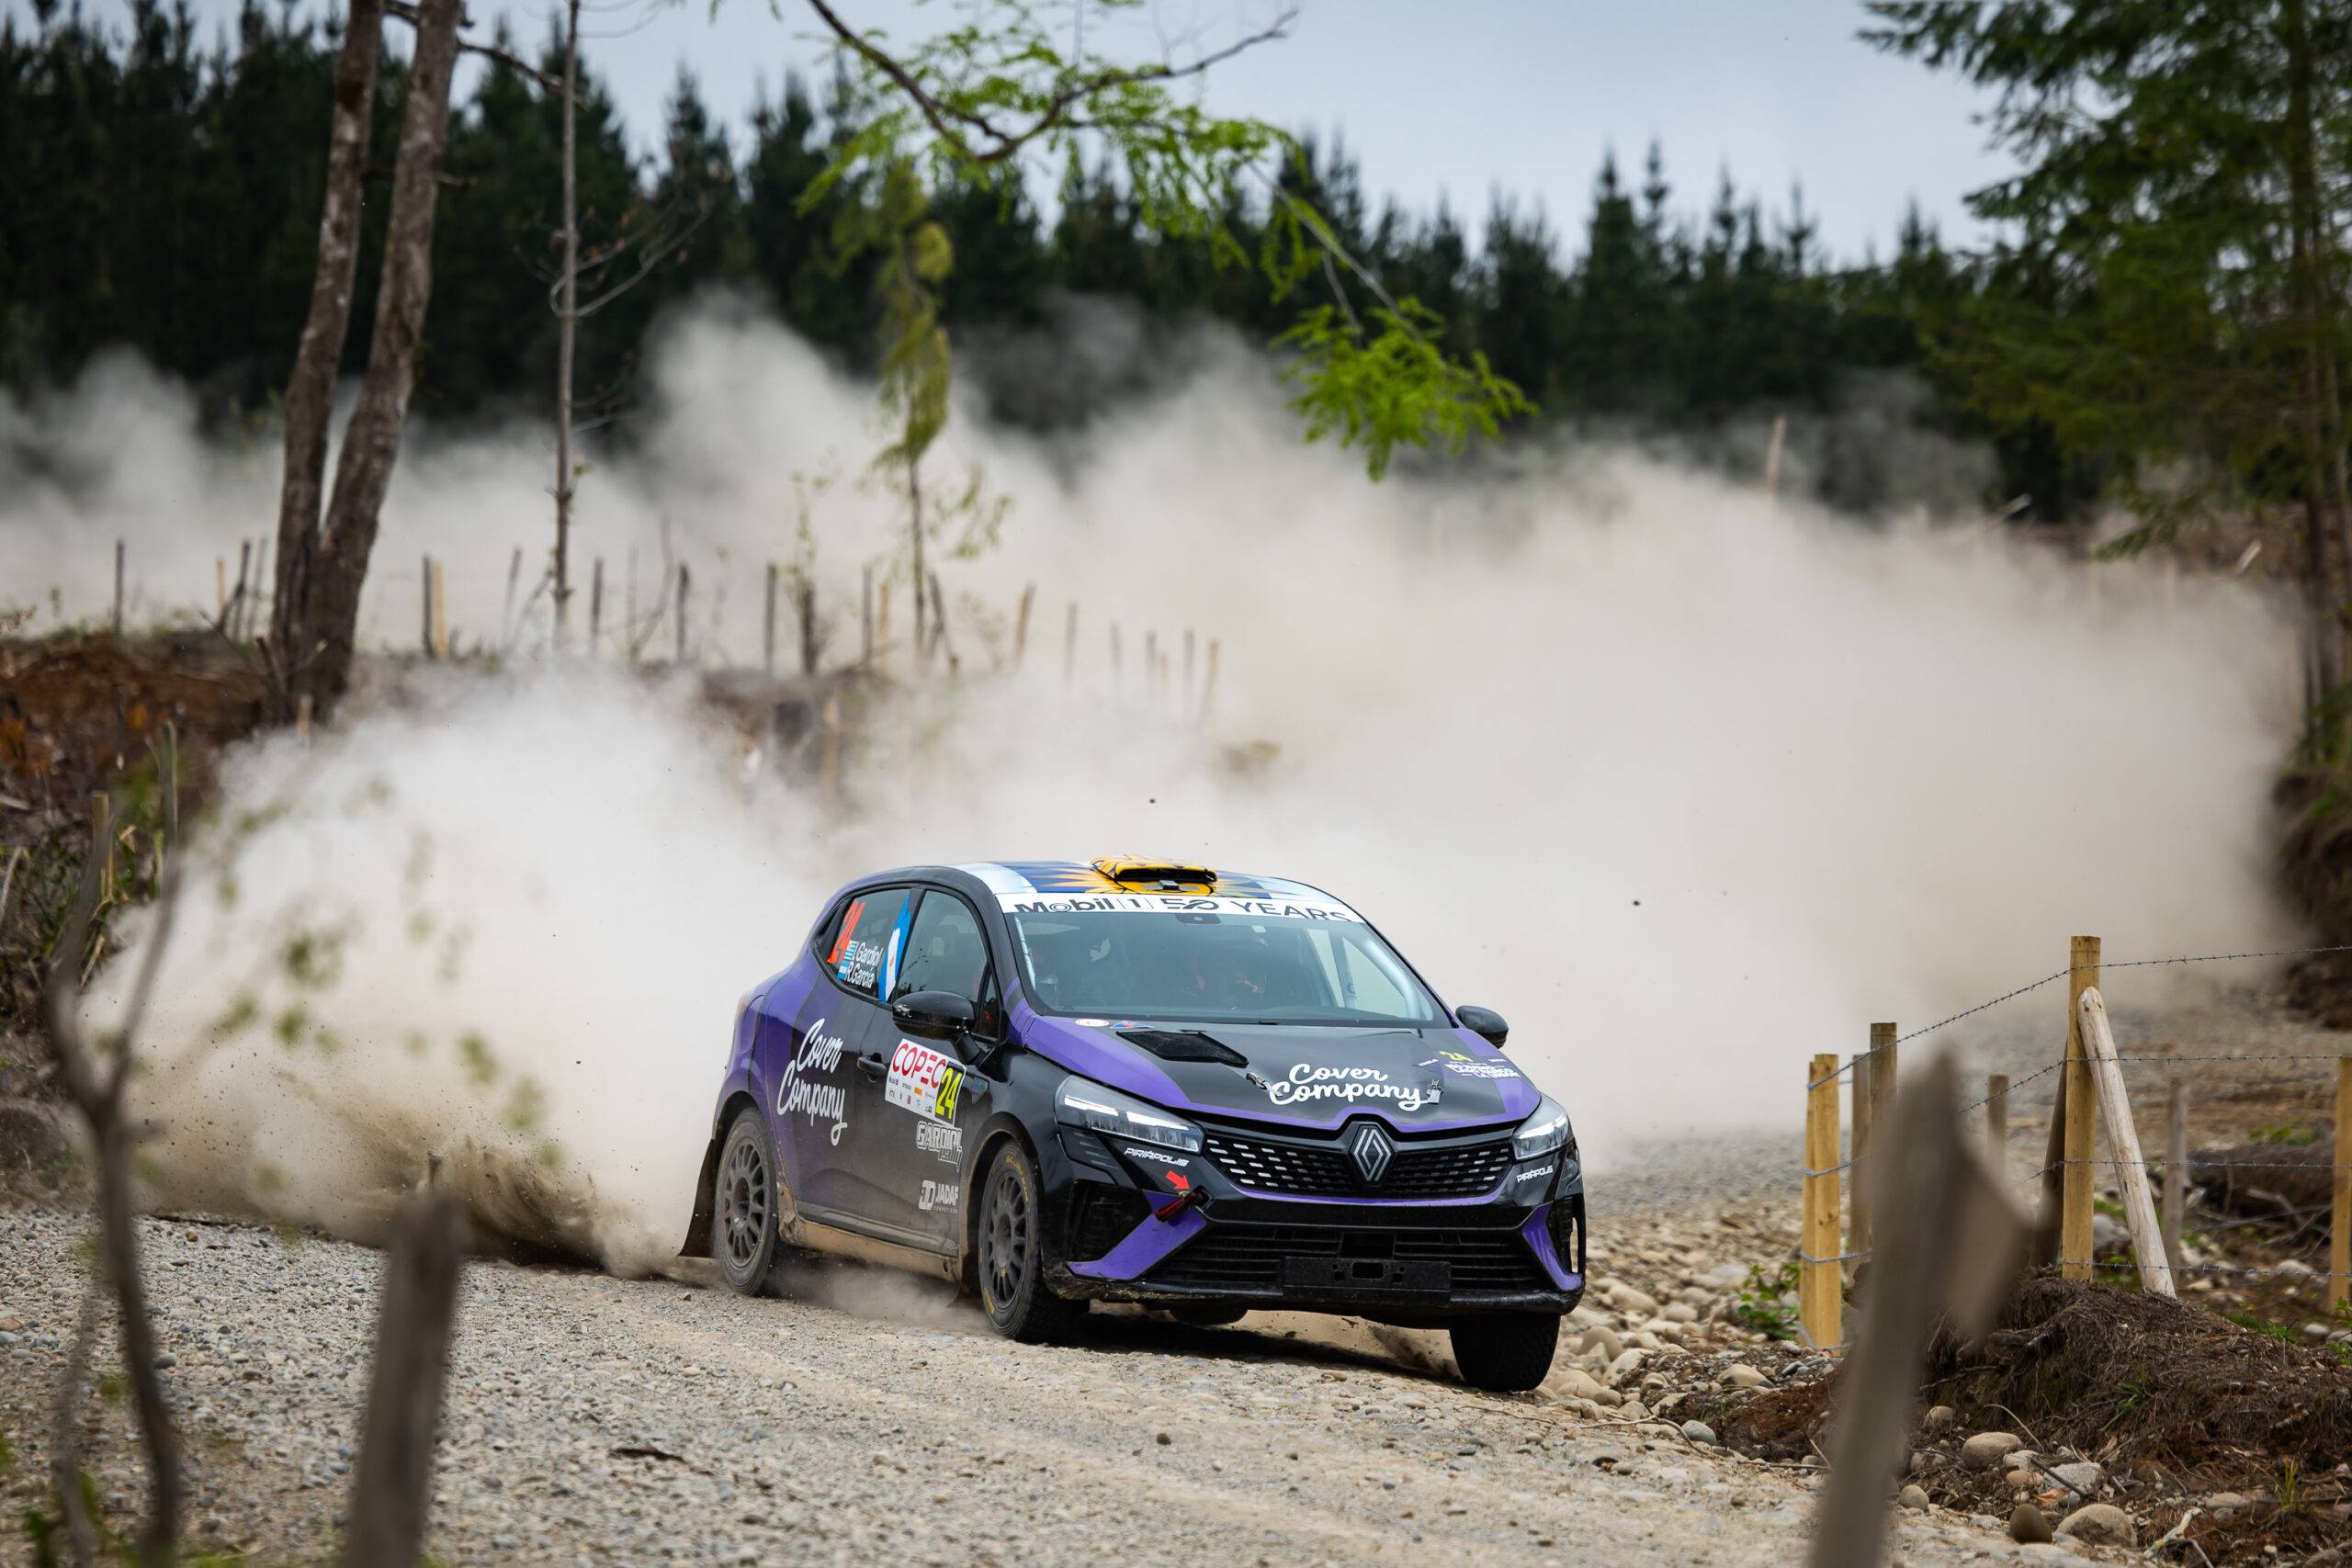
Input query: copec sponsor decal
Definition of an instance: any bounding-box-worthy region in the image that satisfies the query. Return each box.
[887,1039,965,1122]
[775,1017,851,1145]
[915,1121,963,1163]
[1263,1063,1442,1111]
[996,892,1363,923]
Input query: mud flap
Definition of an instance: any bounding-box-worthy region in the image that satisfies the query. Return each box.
[678,1134,721,1258]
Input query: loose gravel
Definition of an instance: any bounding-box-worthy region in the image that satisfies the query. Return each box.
[0,1145,2147,1567]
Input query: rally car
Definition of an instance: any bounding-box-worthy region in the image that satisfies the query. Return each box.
[681,859,1585,1392]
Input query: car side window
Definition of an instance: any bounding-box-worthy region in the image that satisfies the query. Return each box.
[892,890,1003,1037]
[820,886,911,998]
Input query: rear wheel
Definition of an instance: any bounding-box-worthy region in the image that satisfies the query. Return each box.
[1451,1314,1559,1393]
[976,1141,1084,1343]
[713,1109,779,1295]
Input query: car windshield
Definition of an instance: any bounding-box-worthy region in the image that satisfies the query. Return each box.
[1006,907,1442,1024]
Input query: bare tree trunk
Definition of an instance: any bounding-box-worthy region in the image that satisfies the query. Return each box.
[270,0,387,715]
[551,0,582,643]
[2284,0,2343,706]
[342,1191,466,1568]
[294,0,464,718]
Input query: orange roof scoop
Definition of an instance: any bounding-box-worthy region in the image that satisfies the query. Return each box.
[1091,857,1217,891]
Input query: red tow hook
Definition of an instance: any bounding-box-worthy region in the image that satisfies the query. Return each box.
[1153,1172,1198,1222]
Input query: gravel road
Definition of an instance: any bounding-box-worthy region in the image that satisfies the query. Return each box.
[0,1143,2144,1568]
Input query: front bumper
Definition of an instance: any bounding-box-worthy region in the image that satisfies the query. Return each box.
[1048,1122,1586,1320]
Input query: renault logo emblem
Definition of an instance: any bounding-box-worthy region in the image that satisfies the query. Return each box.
[1349,1123,1394,1183]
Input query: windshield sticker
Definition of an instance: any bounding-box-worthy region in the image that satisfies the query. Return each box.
[1259,1064,1442,1111]
[916,1122,963,1164]
[1419,1052,1523,1081]
[998,892,1362,923]
[887,1039,966,1123]
[775,1017,851,1145]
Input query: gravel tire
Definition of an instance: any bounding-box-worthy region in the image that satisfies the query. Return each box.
[976,1140,1084,1343]
[1451,1313,1560,1393]
[713,1108,780,1295]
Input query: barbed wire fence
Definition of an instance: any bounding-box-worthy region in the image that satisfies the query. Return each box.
[1794,938,2352,1351]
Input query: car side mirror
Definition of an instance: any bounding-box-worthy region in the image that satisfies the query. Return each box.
[1455,1005,1509,1047]
[893,989,976,1042]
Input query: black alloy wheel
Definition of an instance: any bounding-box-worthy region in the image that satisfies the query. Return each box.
[714,1109,779,1295]
[975,1141,1083,1343]
[1450,1313,1560,1393]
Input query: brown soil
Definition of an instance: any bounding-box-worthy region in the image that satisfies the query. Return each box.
[1707,1276,2352,1563]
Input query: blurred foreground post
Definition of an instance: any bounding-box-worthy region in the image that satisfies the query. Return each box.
[1801,1053,1842,1348]
[1985,1074,2009,1176]
[1809,1053,2025,1568]
[2061,935,2100,1280]
[2077,987,2173,1295]
[2164,1079,2186,1269]
[2334,1058,2351,1311]
[343,1190,466,1568]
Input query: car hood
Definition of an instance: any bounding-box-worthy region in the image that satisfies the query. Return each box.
[1012,1004,1542,1134]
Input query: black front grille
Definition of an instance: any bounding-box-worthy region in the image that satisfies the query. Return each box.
[1069,1185,1152,1263]
[1202,1127,1514,1199]
[1148,1222,1549,1294]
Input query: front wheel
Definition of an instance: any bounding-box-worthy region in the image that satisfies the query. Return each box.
[975,1141,1084,1343]
[713,1109,780,1295]
[1451,1314,1559,1393]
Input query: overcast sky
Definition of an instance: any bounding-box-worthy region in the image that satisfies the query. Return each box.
[16,0,2016,262]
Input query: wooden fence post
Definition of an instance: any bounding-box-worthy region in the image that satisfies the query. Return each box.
[1852,1023,1896,1264]
[89,794,113,904]
[876,579,891,676]
[1201,638,1220,729]
[1851,1047,1874,1265]
[674,564,689,666]
[798,579,817,677]
[420,554,434,657]
[1062,603,1077,685]
[2165,1079,2187,1269]
[1014,584,1034,667]
[2078,987,2174,1295]
[589,557,604,656]
[763,563,778,676]
[1803,1052,1843,1348]
[2334,1058,2350,1313]
[112,538,125,637]
[2062,934,2100,1280]
[1986,1073,2009,1176]
[429,560,447,659]
[861,566,874,668]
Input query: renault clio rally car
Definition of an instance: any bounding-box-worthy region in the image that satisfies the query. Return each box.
[681,859,1585,1392]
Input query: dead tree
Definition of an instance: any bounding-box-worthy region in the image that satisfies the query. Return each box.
[267,0,386,720]
[272,0,463,720]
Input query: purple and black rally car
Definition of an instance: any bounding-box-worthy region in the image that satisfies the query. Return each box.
[681,858,1585,1392]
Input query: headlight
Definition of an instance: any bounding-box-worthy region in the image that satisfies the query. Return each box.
[1513,1096,1573,1161]
[1055,1077,1204,1153]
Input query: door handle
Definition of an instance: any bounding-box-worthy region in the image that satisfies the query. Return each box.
[856,1051,888,1079]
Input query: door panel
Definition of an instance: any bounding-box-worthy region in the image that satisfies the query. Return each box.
[770,887,908,1222]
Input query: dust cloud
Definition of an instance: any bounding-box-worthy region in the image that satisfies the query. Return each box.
[15,294,2299,1271]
